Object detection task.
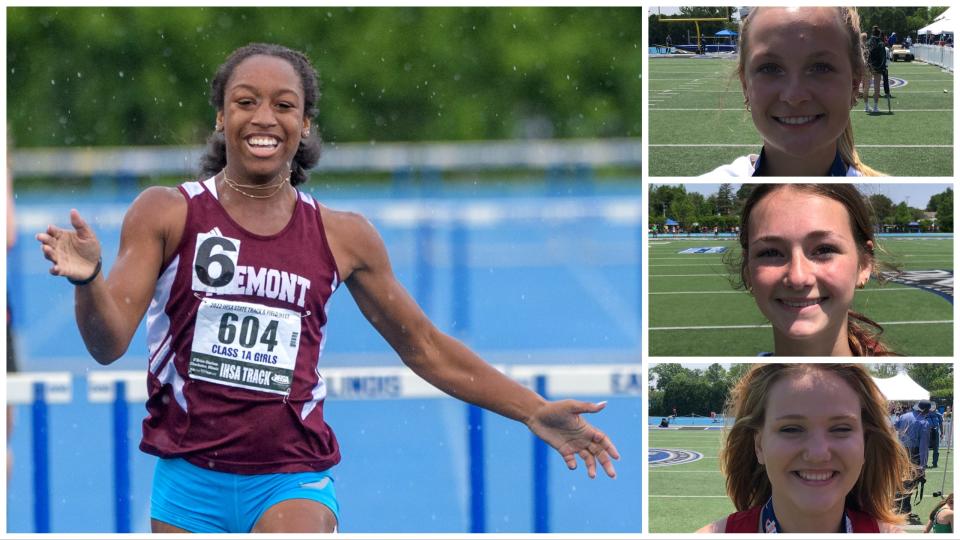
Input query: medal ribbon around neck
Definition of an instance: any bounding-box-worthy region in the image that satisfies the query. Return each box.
[760,497,853,533]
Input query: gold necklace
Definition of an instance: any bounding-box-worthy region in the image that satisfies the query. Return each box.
[220,170,290,199]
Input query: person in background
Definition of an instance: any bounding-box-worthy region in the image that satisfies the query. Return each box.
[880,33,892,97]
[865,26,886,112]
[924,493,953,533]
[928,401,944,468]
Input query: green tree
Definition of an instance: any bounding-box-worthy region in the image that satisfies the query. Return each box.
[704,363,727,386]
[868,194,895,227]
[927,188,953,233]
[688,192,708,226]
[716,183,735,216]
[649,388,665,417]
[893,202,912,230]
[907,364,953,397]
[859,7,939,43]
[869,363,900,378]
[726,363,751,388]
[734,184,755,216]
[649,363,692,391]
[9,7,643,148]
[649,184,687,219]
[670,196,697,230]
[663,373,714,417]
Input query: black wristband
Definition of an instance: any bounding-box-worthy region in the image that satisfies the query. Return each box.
[68,258,102,286]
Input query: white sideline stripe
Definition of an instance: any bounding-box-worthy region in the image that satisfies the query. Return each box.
[652,78,953,82]
[649,288,920,295]
[650,144,953,148]
[651,320,952,331]
[651,273,733,277]
[651,260,953,267]
[650,90,952,94]
[649,495,729,498]
[649,470,724,473]
[651,108,953,112]
[650,263,726,267]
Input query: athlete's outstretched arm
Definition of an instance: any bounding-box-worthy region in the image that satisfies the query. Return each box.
[323,210,619,479]
[36,187,184,364]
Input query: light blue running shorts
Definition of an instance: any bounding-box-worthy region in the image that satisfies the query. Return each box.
[151,457,339,533]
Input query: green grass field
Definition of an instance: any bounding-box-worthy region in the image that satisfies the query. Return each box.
[649,427,956,533]
[648,237,954,356]
[649,57,954,176]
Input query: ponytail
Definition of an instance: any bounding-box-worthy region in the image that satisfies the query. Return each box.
[847,311,896,356]
[197,131,227,182]
[839,123,884,176]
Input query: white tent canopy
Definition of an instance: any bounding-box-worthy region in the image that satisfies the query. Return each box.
[872,372,930,402]
[918,7,954,35]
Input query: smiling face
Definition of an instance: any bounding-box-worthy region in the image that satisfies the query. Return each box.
[746,187,872,354]
[755,368,865,522]
[741,7,860,167]
[217,54,309,181]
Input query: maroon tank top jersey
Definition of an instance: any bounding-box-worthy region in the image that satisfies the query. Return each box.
[140,177,341,474]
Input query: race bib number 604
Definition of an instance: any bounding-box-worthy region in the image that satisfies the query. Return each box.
[189,297,302,395]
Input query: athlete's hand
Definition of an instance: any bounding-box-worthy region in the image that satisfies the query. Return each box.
[525,400,619,479]
[36,209,102,282]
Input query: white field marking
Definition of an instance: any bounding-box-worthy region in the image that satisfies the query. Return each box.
[656,90,952,94]
[650,273,730,277]
[651,320,952,331]
[647,493,733,500]
[647,70,728,74]
[648,287,920,295]
[649,143,953,148]
[651,108,953,112]
[653,78,951,83]
[650,263,727,267]
[648,470,724,473]
[651,261,952,267]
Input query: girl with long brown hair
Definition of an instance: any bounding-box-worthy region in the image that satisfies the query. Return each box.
[699,364,911,533]
[731,183,896,356]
